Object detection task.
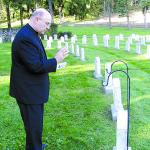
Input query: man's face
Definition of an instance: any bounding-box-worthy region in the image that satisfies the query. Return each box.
[36,14,51,34]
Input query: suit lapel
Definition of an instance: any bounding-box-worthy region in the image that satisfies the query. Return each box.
[37,36,47,60]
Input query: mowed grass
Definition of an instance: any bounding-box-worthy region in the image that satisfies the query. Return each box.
[0,26,150,150]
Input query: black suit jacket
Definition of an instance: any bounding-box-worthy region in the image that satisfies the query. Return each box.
[10,24,57,104]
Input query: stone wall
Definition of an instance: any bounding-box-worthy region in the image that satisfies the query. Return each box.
[0,28,20,42]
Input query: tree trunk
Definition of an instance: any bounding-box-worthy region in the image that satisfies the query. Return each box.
[108,0,112,29]
[35,0,39,9]
[5,1,11,28]
[126,0,130,29]
[144,7,147,29]
[20,7,23,27]
[47,0,54,23]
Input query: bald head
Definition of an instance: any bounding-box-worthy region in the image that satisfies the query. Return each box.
[30,8,51,20]
[29,8,52,34]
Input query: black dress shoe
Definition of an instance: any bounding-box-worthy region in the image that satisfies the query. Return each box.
[42,144,48,149]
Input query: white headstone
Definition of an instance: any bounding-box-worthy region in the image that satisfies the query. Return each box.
[136,42,141,54]
[128,36,133,44]
[103,35,109,48]
[125,41,130,52]
[93,34,98,46]
[115,36,120,49]
[94,57,102,79]
[71,36,76,44]
[53,34,58,40]
[48,36,53,43]
[44,35,48,40]
[135,34,140,42]
[0,37,2,43]
[131,33,136,40]
[46,39,51,49]
[80,48,85,61]
[60,36,65,42]
[113,110,131,150]
[70,43,75,54]
[74,34,78,42]
[57,40,62,49]
[75,45,80,57]
[111,78,124,121]
[82,35,87,45]
[64,34,68,41]
[119,34,124,41]
[104,62,113,94]
[11,36,14,42]
[140,36,146,45]
[65,42,69,51]
[145,35,150,42]
[146,45,150,59]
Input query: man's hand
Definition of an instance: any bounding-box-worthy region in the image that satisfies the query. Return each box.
[54,47,69,63]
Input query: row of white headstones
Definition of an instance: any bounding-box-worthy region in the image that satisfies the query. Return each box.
[44,33,150,59]
[44,33,132,150]
[94,58,131,150]
[44,34,133,150]
[1,33,142,149]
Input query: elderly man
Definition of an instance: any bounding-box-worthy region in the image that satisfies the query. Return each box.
[10,8,68,150]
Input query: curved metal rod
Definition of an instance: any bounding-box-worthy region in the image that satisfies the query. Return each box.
[105,60,128,74]
[103,69,130,150]
[111,60,129,74]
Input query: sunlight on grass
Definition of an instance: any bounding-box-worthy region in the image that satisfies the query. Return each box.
[135,95,150,102]
[0,76,9,85]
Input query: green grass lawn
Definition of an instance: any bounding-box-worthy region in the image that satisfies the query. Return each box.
[0,26,150,150]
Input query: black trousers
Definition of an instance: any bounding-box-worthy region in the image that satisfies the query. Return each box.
[17,101,44,150]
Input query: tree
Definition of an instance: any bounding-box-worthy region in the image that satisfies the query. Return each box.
[140,0,150,28]
[3,0,11,28]
[104,0,113,28]
[47,0,54,23]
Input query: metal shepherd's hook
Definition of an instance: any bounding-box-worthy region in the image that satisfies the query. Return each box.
[103,60,130,150]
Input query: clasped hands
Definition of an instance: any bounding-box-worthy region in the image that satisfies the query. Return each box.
[55,47,69,63]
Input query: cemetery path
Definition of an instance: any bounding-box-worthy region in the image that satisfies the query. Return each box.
[62,11,150,28]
